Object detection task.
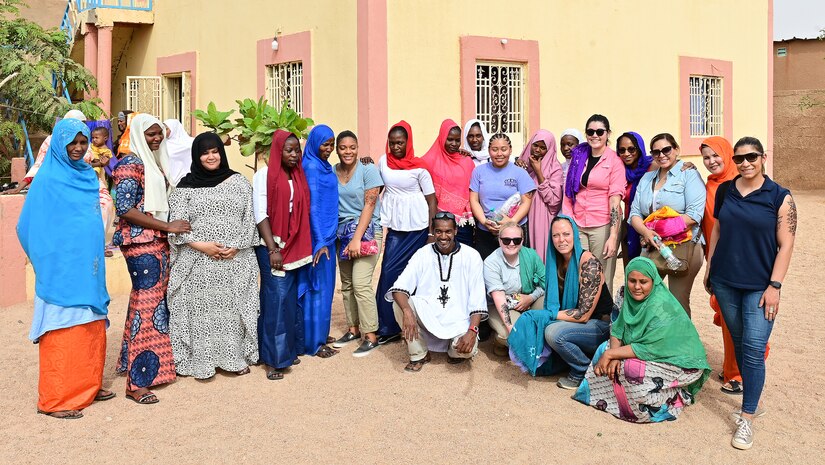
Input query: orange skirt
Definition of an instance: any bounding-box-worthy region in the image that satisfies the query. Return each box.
[38,319,106,413]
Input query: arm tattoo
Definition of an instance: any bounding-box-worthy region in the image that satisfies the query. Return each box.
[564,257,602,320]
[786,196,797,236]
[364,187,379,207]
[502,306,512,325]
[610,206,621,227]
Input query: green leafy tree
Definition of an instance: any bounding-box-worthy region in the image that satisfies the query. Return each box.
[0,0,102,175]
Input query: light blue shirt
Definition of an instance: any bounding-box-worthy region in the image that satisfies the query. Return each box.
[29,296,108,342]
[628,160,706,242]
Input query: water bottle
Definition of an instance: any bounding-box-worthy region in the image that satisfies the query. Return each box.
[652,236,681,270]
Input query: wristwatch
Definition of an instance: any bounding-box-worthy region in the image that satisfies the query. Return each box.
[468,325,479,334]
[769,281,782,290]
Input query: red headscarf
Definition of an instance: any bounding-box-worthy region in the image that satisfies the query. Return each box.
[421,118,475,223]
[266,130,312,268]
[700,136,738,252]
[385,120,429,172]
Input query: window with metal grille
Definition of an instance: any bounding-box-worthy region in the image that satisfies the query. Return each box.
[476,62,525,149]
[689,75,723,137]
[265,61,304,116]
[126,76,161,117]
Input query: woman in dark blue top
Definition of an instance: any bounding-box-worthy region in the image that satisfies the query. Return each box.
[704,136,796,451]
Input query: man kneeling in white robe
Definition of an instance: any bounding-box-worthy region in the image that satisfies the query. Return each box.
[388,212,487,372]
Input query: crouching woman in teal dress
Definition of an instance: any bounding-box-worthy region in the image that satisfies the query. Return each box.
[573,257,710,422]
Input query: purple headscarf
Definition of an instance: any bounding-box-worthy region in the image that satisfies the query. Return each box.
[563,142,591,204]
[619,131,651,261]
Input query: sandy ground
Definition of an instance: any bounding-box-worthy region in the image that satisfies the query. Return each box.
[1,191,823,464]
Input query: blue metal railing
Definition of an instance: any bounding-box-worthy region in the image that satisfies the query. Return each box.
[77,0,153,12]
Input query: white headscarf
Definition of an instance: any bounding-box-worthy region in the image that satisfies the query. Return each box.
[63,109,87,121]
[129,114,172,221]
[462,119,491,166]
[560,128,584,145]
[163,119,195,185]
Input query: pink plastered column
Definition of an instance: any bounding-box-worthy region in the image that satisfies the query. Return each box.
[0,195,27,307]
[96,26,113,115]
[83,24,98,100]
[357,0,388,159]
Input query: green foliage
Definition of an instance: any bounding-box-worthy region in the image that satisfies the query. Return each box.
[0,0,102,174]
[195,98,314,159]
[193,101,234,136]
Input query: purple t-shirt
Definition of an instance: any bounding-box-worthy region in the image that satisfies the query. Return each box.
[470,162,537,231]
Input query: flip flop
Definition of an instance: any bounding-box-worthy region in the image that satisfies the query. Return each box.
[266,369,285,380]
[125,391,159,404]
[37,409,83,420]
[94,389,116,401]
[721,380,743,394]
[404,354,431,373]
[316,345,339,358]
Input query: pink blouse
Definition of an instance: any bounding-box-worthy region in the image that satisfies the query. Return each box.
[561,148,625,228]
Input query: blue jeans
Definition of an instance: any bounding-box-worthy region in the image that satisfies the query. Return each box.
[711,279,773,415]
[544,319,610,381]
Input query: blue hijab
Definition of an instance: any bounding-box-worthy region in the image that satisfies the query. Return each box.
[508,214,583,376]
[620,132,651,261]
[544,214,584,317]
[17,118,109,315]
[302,124,339,254]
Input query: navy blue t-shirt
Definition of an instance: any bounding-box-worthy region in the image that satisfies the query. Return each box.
[709,176,790,290]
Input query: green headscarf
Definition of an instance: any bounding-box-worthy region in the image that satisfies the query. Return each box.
[612,257,710,395]
[518,246,545,295]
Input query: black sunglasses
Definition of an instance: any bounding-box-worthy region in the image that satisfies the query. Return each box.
[499,237,523,246]
[585,128,607,137]
[650,146,673,157]
[617,146,638,155]
[433,211,456,220]
[732,152,762,164]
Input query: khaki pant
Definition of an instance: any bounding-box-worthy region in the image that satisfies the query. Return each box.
[642,242,704,317]
[578,223,618,295]
[392,300,478,361]
[487,295,545,347]
[338,230,383,334]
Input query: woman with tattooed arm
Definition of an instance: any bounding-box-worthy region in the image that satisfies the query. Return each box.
[704,136,797,451]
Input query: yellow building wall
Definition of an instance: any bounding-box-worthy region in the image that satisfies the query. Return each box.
[109,0,358,173]
[387,0,770,173]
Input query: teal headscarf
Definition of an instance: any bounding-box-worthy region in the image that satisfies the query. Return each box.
[544,214,583,317]
[613,257,710,395]
[17,118,110,315]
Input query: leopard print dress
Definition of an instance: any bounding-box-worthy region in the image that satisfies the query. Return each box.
[167,174,260,379]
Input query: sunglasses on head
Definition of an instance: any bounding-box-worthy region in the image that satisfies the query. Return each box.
[732,152,762,164]
[499,237,523,246]
[617,146,638,155]
[433,211,456,220]
[585,128,607,137]
[650,146,673,157]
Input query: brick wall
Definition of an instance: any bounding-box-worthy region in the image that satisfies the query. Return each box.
[773,89,825,190]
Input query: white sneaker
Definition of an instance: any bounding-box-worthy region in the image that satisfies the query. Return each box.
[731,417,754,450]
[730,407,766,420]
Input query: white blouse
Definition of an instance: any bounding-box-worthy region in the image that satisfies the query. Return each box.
[378,155,435,231]
[252,166,293,225]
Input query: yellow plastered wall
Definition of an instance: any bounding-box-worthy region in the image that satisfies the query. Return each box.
[387,0,769,175]
[109,0,358,175]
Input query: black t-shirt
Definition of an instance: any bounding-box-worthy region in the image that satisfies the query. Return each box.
[556,277,614,320]
[580,154,601,187]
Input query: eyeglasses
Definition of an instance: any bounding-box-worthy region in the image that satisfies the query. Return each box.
[650,146,673,157]
[499,237,523,245]
[617,146,638,155]
[433,211,456,220]
[732,152,762,164]
[585,128,607,137]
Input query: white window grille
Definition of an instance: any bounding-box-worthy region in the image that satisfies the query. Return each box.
[126,75,162,118]
[476,62,526,152]
[266,61,304,116]
[689,75,723,138]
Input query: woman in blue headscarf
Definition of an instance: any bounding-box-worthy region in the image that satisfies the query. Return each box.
[507,215,613,389]
[616,132,652,268]
[300,124,340,357]
[17,118,112,419]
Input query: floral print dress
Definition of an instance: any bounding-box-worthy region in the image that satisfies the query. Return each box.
[112,155,176,390]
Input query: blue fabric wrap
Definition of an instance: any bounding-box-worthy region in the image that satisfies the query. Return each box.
[622,131,651,261]
[507,310,560,376]
[544,214,583,318]
[300,124,338,355]
[17,118,109,315]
